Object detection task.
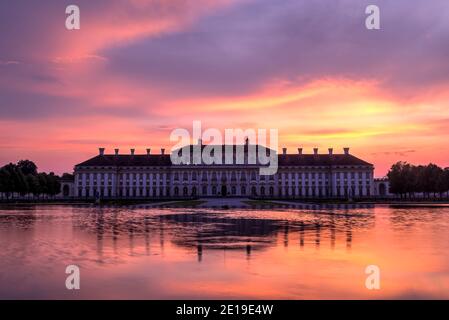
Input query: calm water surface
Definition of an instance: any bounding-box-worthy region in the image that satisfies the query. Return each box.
[0,204,448,299]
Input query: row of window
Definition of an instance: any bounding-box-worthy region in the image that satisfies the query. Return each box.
[80,178,371,188]
[78,185,371,197]
[77,171,372,181]
[77,173,372,187]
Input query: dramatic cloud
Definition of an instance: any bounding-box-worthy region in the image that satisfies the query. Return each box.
[0,0,448,175]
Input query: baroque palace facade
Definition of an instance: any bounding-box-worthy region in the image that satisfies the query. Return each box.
[71,143,375,199]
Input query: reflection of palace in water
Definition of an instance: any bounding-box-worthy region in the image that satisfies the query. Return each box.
[71,206,375,263]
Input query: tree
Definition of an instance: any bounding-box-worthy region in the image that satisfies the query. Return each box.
[387,161,448,199]
[46,172,61,197]
[420,164,443,197]
[439,168,449,197]
[25,174,40,199]
[37,173,49,198]
[1,163,23,198]
[15,168,29,197]
[387,162,411,198]
[17,160,38,176]
[0,167,12,199]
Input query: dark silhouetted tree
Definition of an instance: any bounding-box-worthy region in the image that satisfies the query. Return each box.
[17,160,38,176]
[0,160,62,200]
[387,162,449,199]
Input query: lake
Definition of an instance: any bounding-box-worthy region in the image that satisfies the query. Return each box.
[0,204,448,299]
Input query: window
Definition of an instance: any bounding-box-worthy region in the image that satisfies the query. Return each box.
[251,186,257,196]
[251,172,256,181]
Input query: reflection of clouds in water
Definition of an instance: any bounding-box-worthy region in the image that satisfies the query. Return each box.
[1,205,449,299]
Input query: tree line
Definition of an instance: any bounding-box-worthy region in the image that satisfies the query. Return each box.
[2,159,449,200]
[387,161,449,198]
[0,160,69,199]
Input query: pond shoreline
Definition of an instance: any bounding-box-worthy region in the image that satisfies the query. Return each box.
[2,198,449,209]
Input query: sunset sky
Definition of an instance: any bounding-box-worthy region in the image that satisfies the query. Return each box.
[0,0,448,176]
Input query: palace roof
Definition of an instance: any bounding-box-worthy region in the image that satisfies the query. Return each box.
[75,145,373,168]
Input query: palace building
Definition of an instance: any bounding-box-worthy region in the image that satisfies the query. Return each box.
[71,143,375,199]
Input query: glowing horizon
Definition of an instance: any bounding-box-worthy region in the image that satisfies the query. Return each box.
[1,0,449,176]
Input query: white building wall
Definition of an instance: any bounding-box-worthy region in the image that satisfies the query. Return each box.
[73,164,374,199]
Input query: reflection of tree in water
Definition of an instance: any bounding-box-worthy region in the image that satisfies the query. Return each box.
[388,206,449,231]
[0,206,40,265]
[0,212,37,230]
[71,207,376,262]
[0,205,47,230]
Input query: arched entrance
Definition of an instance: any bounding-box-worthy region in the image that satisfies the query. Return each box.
[63,184,70,197]
[221,185,227,197]
[379,183,386,196]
